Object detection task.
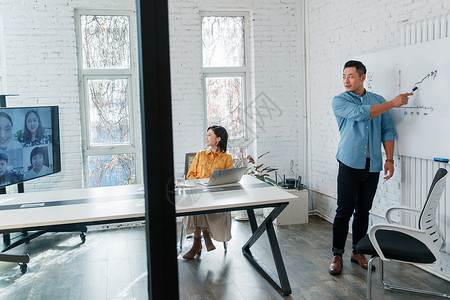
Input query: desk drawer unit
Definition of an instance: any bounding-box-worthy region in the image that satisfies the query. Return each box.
[264,189,308,225]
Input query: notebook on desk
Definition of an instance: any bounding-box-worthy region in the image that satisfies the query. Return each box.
[199,167,247,187]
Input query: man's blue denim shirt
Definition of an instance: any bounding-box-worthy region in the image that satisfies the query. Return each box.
[332,90,396,173]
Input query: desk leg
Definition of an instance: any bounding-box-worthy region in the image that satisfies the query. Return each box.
[2,231,47,252]
[242,203,291,295]
[266,220,291,295]
[3,233,10,245]
[246,209,258,233]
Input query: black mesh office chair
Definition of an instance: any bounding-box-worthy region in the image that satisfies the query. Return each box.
[356,168,449,299]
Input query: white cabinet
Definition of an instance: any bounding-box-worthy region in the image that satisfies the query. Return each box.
[264,189,308,225]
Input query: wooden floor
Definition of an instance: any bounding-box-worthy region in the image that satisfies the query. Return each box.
[0,215,449,299]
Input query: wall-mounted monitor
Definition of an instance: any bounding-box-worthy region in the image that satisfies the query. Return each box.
[0,106,60,187]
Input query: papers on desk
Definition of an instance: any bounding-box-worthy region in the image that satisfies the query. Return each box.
[176,180,197,188]
[176,187,203,207]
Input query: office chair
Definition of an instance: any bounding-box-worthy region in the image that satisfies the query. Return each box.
[356,168,449,299]
[178,152,228,252]
[177,152,196,251]
[184,152,197,177]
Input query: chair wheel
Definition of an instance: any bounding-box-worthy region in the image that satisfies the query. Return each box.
[80,232,86,244]
[19,263,27,274]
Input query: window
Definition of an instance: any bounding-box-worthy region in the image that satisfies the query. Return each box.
[201,14,250,166]
[76,11,141,187]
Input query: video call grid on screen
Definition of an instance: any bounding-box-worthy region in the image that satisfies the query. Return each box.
[0,106,60,187]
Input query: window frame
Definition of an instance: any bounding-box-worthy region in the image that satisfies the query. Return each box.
[200,12,251,149]
[83,74,135,150]
[75,9,142,187]
[0,16,6,93]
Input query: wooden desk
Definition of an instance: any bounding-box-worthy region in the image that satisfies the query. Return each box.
[0,176,296,295]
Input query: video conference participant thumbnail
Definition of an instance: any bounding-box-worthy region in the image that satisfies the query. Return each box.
[0,152,22,185]
[0,112,22,150]
[24,146,52,180]
[20,109,51,147]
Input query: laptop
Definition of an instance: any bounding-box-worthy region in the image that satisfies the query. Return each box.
[199,167,247,187]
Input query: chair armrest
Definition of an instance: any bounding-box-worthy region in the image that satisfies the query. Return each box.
[368,223,441,265]
[385,206,421,224]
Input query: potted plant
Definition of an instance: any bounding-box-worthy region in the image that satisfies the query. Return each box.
[235,152,278,221]
[245,152,278,185]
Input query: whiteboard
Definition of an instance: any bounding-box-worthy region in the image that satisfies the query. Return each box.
[355,38,450,160]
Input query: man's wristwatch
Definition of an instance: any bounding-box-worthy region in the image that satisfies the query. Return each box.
[386,159,394,164]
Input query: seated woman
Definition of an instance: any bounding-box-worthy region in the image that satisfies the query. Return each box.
[182,125,233,259]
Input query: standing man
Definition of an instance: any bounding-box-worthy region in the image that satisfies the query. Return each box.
[328,60,413,275]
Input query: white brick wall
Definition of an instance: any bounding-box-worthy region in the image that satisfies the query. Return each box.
[0,0,135,191]
[306,0,450,278]
[169,0,304,178]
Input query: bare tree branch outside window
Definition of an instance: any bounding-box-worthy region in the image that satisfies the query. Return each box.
[205,76,244,139]
[89,154,136,187]
[87,79,131,145]
[81,15,131,69]
[202,16,244,67]
[228,147,247,167]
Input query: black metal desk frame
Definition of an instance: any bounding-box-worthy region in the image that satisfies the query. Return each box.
[177,201,292,296]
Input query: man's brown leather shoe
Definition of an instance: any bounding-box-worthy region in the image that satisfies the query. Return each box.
[351,253,375,270]
[328,255,343,275]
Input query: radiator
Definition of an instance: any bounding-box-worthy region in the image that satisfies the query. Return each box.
[400,14,450,258]
[400,14,450,45]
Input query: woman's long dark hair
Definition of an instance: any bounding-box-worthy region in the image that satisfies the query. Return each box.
[0,112,13,126]
[208,125,228,152]
[23,110,45,142]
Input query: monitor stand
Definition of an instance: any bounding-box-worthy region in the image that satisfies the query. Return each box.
[1,184,88,249]
[0,181,88,275]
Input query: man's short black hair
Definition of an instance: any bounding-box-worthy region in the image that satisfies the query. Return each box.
[344,60,366,76]
[30,146,46,164]
[0,152,8,162]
